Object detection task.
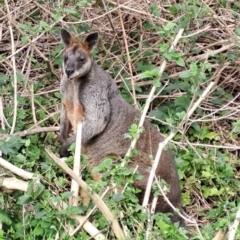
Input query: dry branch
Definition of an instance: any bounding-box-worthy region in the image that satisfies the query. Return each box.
[16,127,60,137]
[228,209,240,240]
[0,157,35,180]
[70,122,82,206]
[4,0,18,135]
[1,127,60,140]
[0,177,29,192]
[61,0,133,24]
[124,28,184,159]
[53,201,106,240]
[213,231,226,240]
[69,122,82,235]
[142,81,215,222]
[0,153,105,239]
[46,148,126,240]
[32,44,60,79]
[118,0,137,108]
[70,187,110,238]
[0,97,5,130]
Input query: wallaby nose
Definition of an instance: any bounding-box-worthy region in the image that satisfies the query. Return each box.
[65,68,74,77]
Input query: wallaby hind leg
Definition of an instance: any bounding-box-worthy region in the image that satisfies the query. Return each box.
[170,210,185,227]
[80,164,103,206]
[80,188,90,206]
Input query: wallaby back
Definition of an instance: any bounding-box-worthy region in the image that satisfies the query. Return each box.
[59,29,183,225]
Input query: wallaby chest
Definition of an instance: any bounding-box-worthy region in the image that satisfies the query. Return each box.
[60,77,84,133]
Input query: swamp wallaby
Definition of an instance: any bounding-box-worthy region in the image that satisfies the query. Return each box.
[59,29,183,225]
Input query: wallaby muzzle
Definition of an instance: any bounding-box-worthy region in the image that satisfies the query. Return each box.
[65,68,74,78]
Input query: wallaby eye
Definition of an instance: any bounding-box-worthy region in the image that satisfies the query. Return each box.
[77,57,85,63]
[64,56,68,62]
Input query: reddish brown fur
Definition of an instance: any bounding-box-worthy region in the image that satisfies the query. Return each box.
[64,41,91,54]
[61,39,91,134]
[63,98,84,134]
[90,167,102,182]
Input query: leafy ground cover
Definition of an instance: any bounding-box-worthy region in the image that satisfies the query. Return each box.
[0,0,240,239]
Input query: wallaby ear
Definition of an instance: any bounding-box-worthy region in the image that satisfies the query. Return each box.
[61,29,73,46]
[84,32,98,50]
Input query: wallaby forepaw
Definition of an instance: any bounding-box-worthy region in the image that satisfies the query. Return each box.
[59,145,70,158]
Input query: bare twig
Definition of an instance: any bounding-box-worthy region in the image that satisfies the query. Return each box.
[0,157,35,180]
[117,0,137,109]
[68,122,82,234]
[142,82,215,220]
[189,43,235,62]
[0,97,5,130]
[32,45,60,79]
[106,0,169,23]
[70,122,82,206]
[228,209,240,240]
[0,1,33,21]
[1,126,60,138]
[70,187,110,237]
[145,196,158,239]
[0,173,105,240]
[4,0,18,135]
[53,201,106,240]
[124,28,184,159]
[154,177,195,224]
[3,18,63,61]
[61,0,133,24]
[0,23,2,42]
[172,141,240,150]
[213,231,226,240]
[30,83,37,125]
[46,148,126,240]
[181,25,211,38]
[0,177,29,192]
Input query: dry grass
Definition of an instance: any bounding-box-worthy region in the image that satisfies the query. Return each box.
[1,1,239,116]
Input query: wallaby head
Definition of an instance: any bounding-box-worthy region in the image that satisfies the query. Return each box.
[60,29,98,79]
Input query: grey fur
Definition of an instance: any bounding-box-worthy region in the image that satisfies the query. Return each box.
[59,30,184,226]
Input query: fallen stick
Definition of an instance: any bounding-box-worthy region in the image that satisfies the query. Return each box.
[69,122,82,234]
[213,230,226,240]
[0,177,28,192]
[124,28,185,159]
[0,157,35,180]
[142,81,215,220]
[0,159,105,240]
[53,201,105,240]
[70,122,82,206]
[70,187,110,238]
[228,209,240,240]
[46,148,126,240]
